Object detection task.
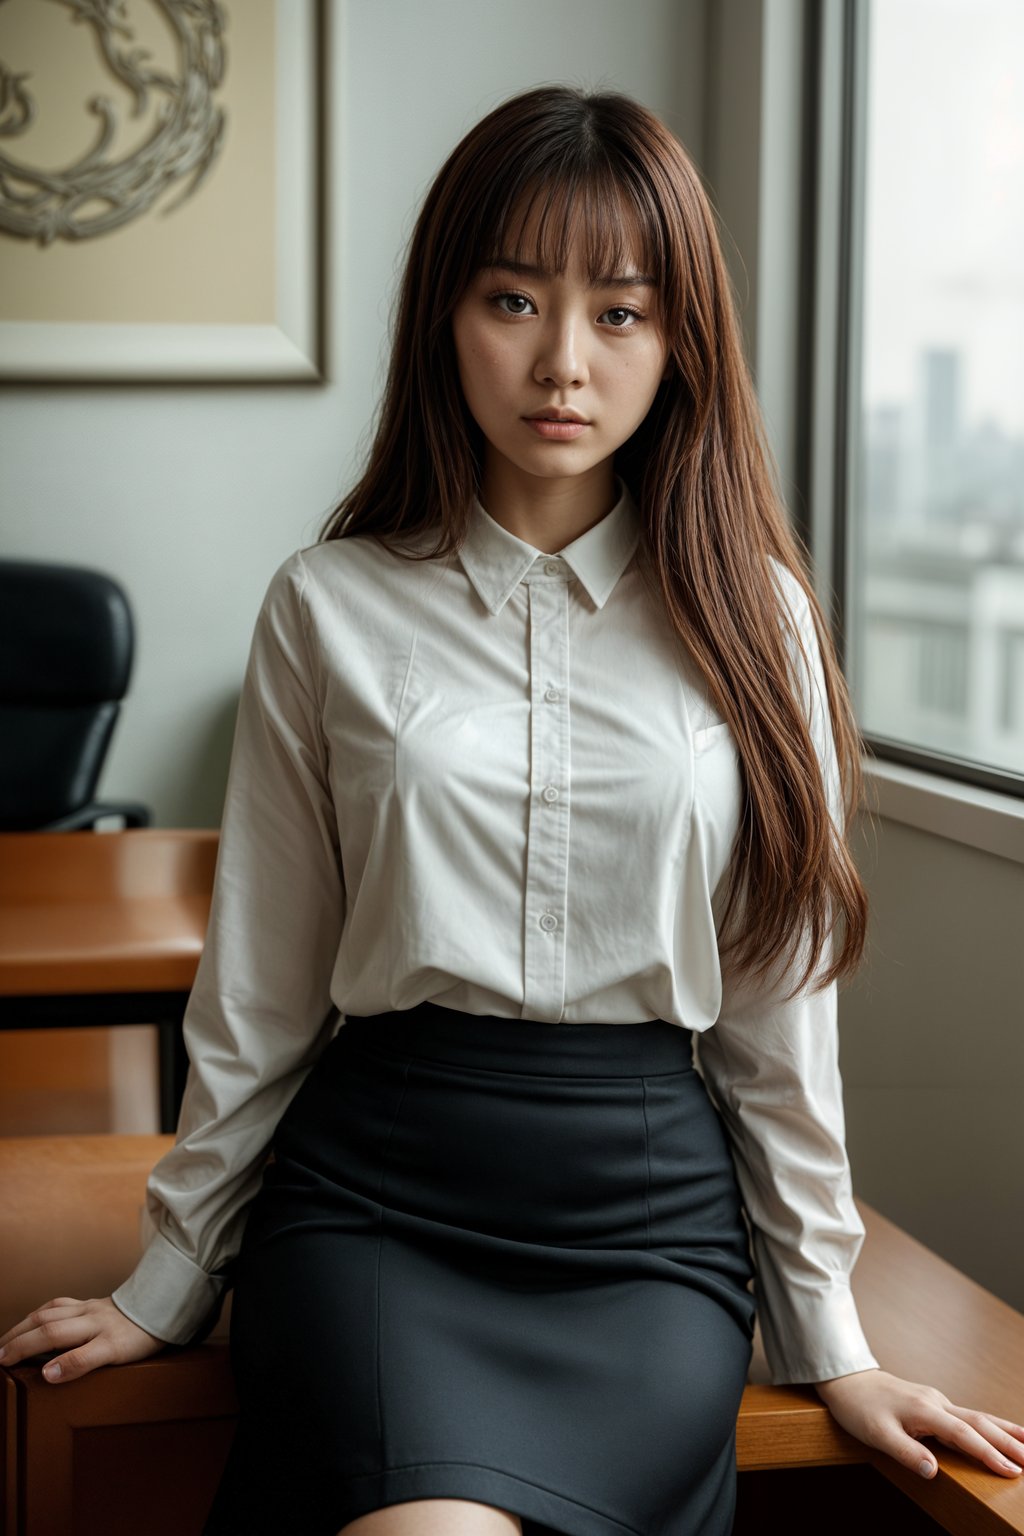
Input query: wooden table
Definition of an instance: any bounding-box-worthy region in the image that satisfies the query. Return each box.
[0,831,217,1132]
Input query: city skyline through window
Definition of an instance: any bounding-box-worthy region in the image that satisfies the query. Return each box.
[852,0,1023,778]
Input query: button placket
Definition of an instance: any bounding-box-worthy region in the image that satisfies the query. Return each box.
[521,573,571,1021]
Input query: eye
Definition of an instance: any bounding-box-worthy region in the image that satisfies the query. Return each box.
[488,290,537,317]
[599,305,643,328]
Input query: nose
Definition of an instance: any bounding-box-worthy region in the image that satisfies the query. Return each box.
[533,315,588,389]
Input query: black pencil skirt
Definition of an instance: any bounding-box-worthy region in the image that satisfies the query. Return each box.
[200,1001,757,1536]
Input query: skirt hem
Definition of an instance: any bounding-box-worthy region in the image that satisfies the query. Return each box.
[202,1457,648,1535]
[331,1460,646,1536]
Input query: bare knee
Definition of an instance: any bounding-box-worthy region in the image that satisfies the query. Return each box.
[337,1496,524,1536]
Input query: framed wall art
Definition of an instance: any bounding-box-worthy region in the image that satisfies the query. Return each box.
[0,0,323,381]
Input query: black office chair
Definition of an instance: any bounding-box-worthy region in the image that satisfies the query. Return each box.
[0,558,152,831]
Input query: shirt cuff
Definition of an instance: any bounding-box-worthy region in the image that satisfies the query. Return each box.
[110,1228,231,1347]
[756,1270,881,1385]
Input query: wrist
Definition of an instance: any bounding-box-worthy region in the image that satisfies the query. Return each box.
[814,1366,882,1401]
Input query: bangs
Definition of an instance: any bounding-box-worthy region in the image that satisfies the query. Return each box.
[475,164,667,290]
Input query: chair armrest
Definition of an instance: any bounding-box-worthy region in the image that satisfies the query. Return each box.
[42,801,153,832]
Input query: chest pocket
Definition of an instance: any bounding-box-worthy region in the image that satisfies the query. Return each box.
[690,692,734,756]
[690,698,742,897]
[692,718,733,755]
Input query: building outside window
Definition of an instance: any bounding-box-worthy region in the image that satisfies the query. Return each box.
[851,0,1024,782]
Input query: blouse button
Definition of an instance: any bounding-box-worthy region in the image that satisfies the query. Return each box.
[544,560,561,576]
[539,913,558,932]
[542,785,559,803]
[544,687,560,703]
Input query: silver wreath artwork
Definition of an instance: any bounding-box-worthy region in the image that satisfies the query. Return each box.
[0,0,228,244]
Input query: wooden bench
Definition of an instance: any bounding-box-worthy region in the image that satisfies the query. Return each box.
[2,1134,1022,1535]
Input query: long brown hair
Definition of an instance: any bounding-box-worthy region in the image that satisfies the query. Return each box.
[317,84,870,1003]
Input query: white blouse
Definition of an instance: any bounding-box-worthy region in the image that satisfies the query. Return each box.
[111,477,880,1387]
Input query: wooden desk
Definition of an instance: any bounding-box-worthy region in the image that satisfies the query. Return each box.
[0,831,217,1132]
[738,1202,1024,1534]
[2,1127,1023,1535]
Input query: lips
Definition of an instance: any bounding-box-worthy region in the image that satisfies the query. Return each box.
[525,408,590,424]
[524,417,589,440]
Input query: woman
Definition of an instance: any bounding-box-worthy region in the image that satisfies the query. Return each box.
[2,85,1021,1536]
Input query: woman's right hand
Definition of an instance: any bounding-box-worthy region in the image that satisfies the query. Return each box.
[0,1295,168,1382]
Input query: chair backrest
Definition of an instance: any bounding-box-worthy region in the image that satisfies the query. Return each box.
[0,558,148,830]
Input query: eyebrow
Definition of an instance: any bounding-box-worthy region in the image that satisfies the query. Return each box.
[482,258,657,290]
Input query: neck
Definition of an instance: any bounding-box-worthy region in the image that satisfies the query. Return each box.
[478,456,619,553]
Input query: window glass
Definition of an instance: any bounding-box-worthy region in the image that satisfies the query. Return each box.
[853,0,1024,777]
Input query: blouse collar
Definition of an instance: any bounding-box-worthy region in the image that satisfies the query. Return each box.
[457,477,642,616]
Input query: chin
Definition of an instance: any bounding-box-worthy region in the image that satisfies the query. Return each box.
[510,448,603,476]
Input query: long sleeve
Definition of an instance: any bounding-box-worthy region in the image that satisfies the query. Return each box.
[111,550,346,1345]
[694,568,881,1385]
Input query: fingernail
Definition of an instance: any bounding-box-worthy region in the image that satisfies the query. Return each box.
[0,1346,7,1361]
[1002,1458,1022,1473]
[43,1362,61,1380]
[919,1459,935,1477]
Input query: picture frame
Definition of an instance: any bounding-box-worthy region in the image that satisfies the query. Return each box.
[0,0,323,382]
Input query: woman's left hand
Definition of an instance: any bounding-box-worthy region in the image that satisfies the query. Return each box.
[813,1367,1024,1480]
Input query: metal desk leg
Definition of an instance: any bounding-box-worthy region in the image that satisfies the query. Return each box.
[157,1009,190,1134]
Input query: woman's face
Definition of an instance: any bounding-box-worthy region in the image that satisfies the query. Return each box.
[451,215,670,495]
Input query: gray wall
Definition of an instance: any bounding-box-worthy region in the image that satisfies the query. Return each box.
[841,817,1024,1311]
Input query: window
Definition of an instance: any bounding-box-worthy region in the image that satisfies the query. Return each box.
[841,0,1024,788]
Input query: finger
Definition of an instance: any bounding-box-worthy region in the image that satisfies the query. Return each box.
[876,1425,943,1480]
[0,1308,52,1345]
[934,1411,1024,1477]
[0,1308,89,1357]
[951,1409,1024,1467]
[0,1314,96,1371]
[40,1336,114,1383]
[952,1408,1024,1445]
[1,1302,85,1339]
